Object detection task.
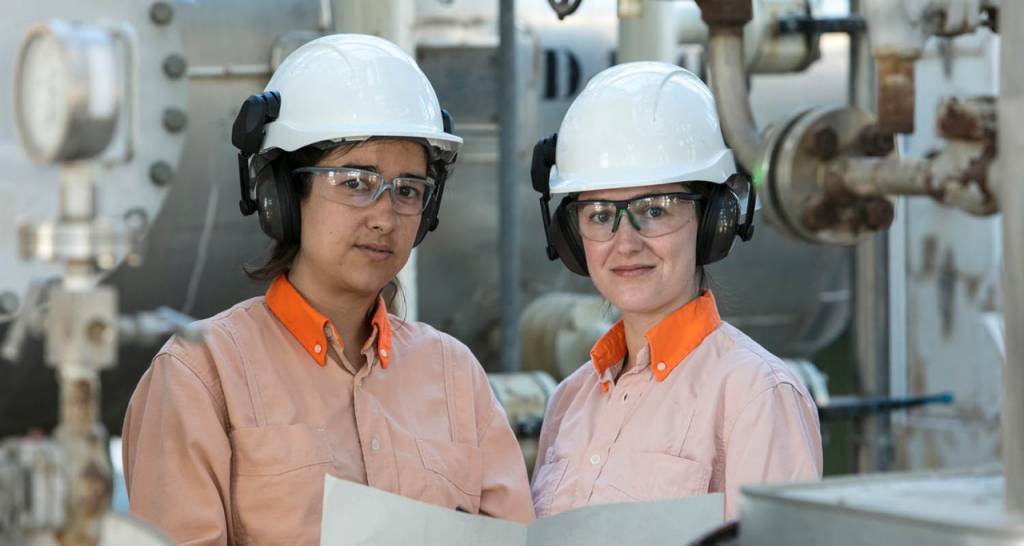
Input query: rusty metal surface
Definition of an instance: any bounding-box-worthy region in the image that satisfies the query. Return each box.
[938,97,997,141]
[695,0,753,29]
[876,55,917,134]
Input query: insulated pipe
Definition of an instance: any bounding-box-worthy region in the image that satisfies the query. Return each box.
[618,0,706,64]
[999,0,1024,514]
[706,30,762,173]
[498,0,521,372]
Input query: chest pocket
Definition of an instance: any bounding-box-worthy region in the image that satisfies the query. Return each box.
[599,450,712,503]
[229,424,333,546]
[397,438,483,514]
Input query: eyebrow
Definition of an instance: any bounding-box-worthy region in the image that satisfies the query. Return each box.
[341,164,427,179]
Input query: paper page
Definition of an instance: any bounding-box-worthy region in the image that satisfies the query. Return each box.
[321,475,723,546]
[527,493,724,546]
[320,475,526,546]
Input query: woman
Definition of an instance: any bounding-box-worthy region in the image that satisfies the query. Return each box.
[529,62,822,520]
[122,35,534,546]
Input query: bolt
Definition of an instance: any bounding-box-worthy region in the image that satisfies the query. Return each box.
[802,124,839,160]
[863,198,895,230]
[858,125,895,156]
[149,161,174,186]
[149,2,174,25]
[0,291,19,315]
[162,54,187,79]
[86,319,110,345]
[801,199,840,231]
[162,108,188,133]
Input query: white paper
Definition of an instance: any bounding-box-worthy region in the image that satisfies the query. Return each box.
[321,475,724,546]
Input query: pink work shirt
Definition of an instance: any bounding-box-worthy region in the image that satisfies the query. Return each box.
[123,275,534,546]
[531,291,822,520]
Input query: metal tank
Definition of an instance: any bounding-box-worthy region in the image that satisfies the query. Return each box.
[0,0,850,438]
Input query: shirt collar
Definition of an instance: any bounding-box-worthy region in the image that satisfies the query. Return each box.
[266,275,393,368]
[590,290,721,388]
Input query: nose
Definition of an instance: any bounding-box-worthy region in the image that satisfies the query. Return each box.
[610,217,644,254]
[365,190,397,233]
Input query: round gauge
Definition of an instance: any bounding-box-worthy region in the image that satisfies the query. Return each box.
[14,20,121,163]
[16,30,72,162]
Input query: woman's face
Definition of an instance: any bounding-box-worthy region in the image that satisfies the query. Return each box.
[579,182,700,318]
[295,139,427,297]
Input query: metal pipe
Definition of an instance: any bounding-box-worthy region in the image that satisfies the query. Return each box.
[614,0,688,63]
[849,0,892,474]
[999,0,1024,514]
[706,30,762,172]
[498,0,520,372]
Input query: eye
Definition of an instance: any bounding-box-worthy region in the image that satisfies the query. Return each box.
[643,206,665,219]
[397,185,421,199]
[587,210,611,224]
[337,173,372,192]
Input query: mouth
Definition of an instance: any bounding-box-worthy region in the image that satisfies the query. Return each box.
[609,264,655,278]
[354,243,394,261]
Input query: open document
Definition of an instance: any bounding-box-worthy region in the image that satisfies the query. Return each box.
[321,475,724,546]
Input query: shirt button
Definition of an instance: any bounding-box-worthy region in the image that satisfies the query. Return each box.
[590,454,601,465]
[656,362,666,372]
[371,438,380,451]
[314,344,323,354]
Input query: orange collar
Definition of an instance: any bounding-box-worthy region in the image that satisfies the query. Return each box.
[590,290,721,388]
[266,275,393,368]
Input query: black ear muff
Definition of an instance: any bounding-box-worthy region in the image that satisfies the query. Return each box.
[414,109,456,247]
[255,158,302,244]
[696,182,741,266]
[233,91,282,217]
[552,198,589,276]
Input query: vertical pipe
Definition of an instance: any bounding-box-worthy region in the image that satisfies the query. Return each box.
[499,0,520,372]
[999,0,1024,513]
[849,0,892,473]
[618,0,680,63]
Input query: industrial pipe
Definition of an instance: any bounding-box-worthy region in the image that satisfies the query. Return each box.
[999,0,1024,514]
[499,0,521,372]
[706,30,762,173]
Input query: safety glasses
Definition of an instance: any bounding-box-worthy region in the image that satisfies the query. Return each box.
[566,191,704,242]
[292,167,436,216]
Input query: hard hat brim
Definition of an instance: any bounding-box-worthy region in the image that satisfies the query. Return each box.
[262,122,463,155]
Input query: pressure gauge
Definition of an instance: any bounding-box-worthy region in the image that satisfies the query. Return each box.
[14,20,122,163]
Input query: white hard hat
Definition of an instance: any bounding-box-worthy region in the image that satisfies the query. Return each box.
[551,62,736,195]
[260,34,462,156]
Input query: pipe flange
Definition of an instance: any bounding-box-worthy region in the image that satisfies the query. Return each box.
[763,105,896,245]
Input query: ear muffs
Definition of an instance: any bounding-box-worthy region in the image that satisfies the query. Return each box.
[551,197,589,276]
[255,158,302,244]
[532,134,593,276]
[695,174,757,266]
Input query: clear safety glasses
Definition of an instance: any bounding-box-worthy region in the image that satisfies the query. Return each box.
[292,167,436,216]
[566,191,704,242]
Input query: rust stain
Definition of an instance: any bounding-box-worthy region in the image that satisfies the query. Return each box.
[964,276,981,301]
[910,354,928,395]
[921,236,939,276]
[937,96,997,141]
[938,248,957,339]
[876,56,916,134]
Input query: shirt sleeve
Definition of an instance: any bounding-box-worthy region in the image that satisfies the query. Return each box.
[722,383,823,519]
[476,392,537,524]
[122,351,233,546]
